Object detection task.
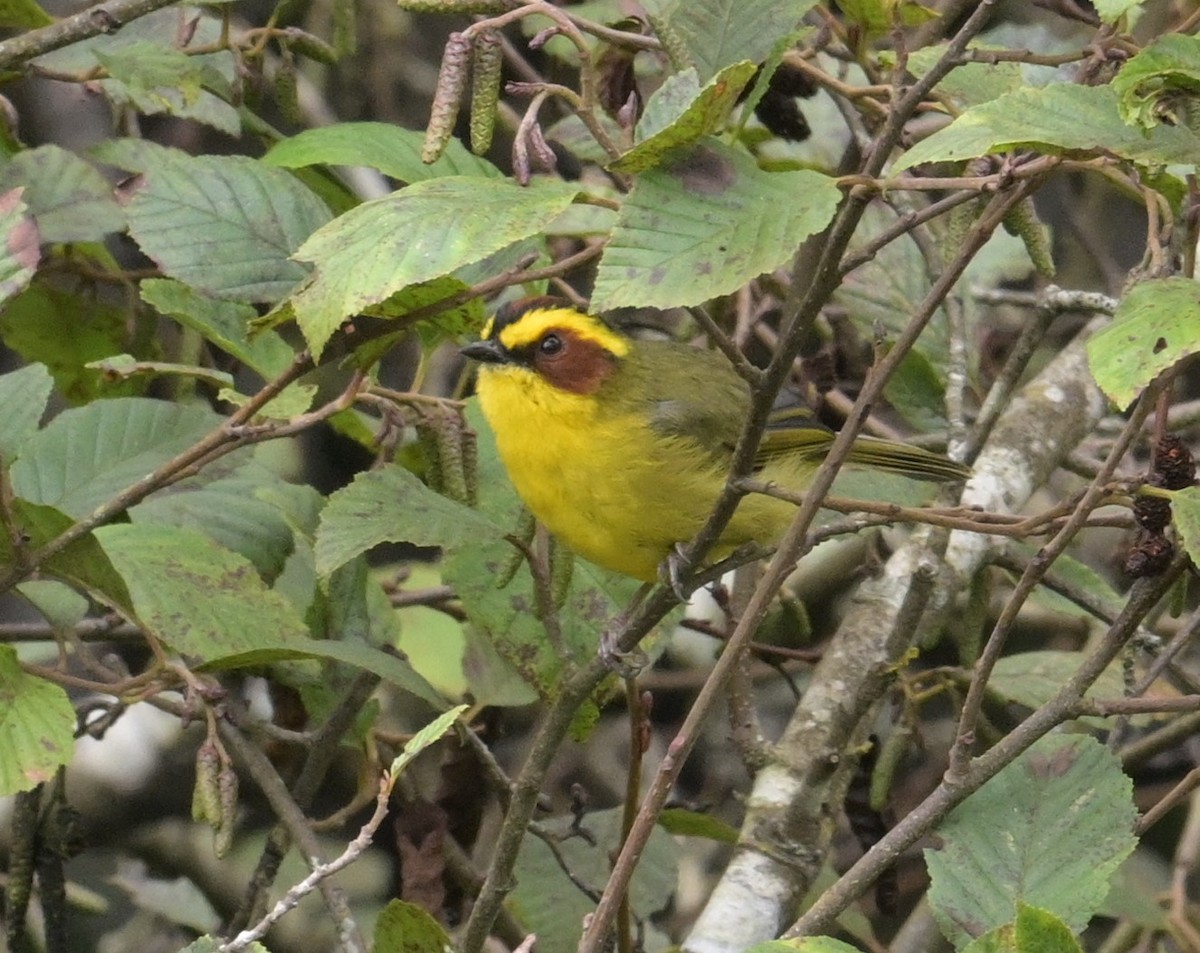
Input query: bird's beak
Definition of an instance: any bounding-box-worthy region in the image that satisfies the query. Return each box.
[460,339,509,364]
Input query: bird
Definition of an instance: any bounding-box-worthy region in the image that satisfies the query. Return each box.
[460,296,969,587]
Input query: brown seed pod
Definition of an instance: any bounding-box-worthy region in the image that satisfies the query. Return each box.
[1154,433,1196,490]
[423,32,472,164]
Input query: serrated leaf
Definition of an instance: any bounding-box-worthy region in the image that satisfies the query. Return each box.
[263,122,503,182]
[611,62,757,174]
[895,83,1200,171]
[511,807,679,951]
[0,0,51,27]
[121,152,331,303]
[314,465,505,576]
[140,278,295,379]
[290,176,578,357]
[592,139,839,311]
[660,0,818,81]
[10,397,223,517]
[926,734,1136,948]
[96,522,310,662]
[0,188,40,306]
[0,145,117,241]
[1173,486,1200,566]
[373,899,454,953]
[0,362,51,462]
[0,646,74,796]
[1086,277,1200,409]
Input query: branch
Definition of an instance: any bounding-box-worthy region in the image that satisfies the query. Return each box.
[0,0,185,71]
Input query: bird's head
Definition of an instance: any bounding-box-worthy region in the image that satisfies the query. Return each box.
[460,297,630,395]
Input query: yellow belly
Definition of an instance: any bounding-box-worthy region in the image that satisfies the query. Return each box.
[475,365,797,582]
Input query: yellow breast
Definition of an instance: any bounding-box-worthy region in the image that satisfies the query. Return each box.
[474,363,796,582]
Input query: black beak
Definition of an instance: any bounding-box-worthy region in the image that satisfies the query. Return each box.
[460,339,509,364]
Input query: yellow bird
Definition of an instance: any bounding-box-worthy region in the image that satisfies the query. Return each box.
[461,297,968,585]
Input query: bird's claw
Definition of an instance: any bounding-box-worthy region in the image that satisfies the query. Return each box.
[600,621,649,676]
[662,544,695,602]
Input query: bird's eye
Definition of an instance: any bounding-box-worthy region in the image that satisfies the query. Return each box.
[539,333,564,356]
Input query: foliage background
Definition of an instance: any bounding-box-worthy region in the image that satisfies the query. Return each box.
[0,1,1198,953]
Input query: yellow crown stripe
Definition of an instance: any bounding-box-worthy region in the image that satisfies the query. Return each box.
[495,307,630,358]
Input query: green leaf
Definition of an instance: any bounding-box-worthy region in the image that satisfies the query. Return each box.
[884,349,946,432]
[1112,34,1200,130]
[1092,0,1145,26]
[314,464,505,577]
[926,734,1137,948]
[290,176,579,358]
[1086,277,1200,409]
[658,807,740,843]
[987,651,1132,728]
[210,637,446,707]
[96,523,310,663]
[511,807,679,951]
[0,646,74,796]
[174,939,269,953]
[0,362,52,462]
[95,39,231,105]
[0,0,52,27]
[659,0,818,81]
[838,0,937,34]
[263,122,503,182]
[611,62,758,174]
[10,397,223,518]
[17,579,89,632]
[906,45,1024,109]
[1172,486,1200,567]
[746,941,863,953]
[373,899,455,953]
[129,463,298,580]
[0,188,40,306]
[591,139,840,311]
[140,278,295,379]
[0,500,131,610]
[0,281,140,403]
[962,904,1083,953]
[895,83,1200,171]
[389,705,467,774]
[121,151,331,303]
[0,146,120,243]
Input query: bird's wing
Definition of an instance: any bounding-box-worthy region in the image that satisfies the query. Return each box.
[756,401,836,467]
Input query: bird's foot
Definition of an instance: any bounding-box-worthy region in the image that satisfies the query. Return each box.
[600,619,649,676]
[662,544,697,602]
